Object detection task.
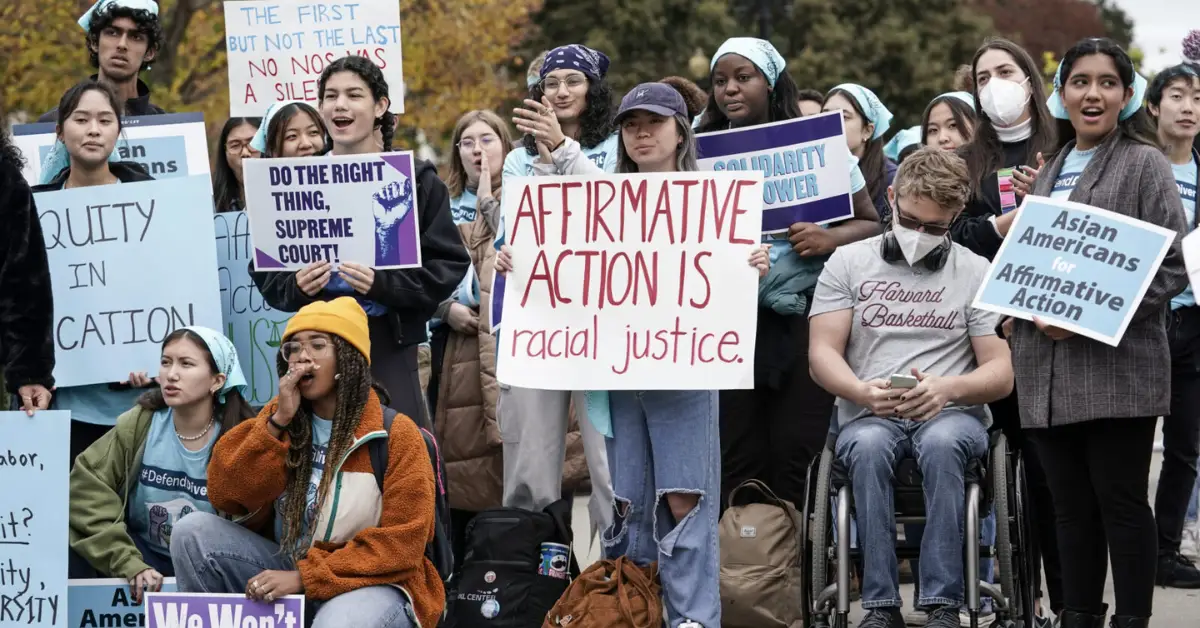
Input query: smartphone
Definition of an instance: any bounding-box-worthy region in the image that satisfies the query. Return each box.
[890,373,919,389]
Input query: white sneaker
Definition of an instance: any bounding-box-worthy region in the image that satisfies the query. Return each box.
[958,604,995,627]
[904,609,929,626]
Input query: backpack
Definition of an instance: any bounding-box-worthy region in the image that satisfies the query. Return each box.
[718,480,804,628]
[369,407,455,584]
[542,557,662,628]
[448,501,577,627]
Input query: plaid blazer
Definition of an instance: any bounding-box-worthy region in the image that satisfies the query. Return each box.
[1012,132,1188,429]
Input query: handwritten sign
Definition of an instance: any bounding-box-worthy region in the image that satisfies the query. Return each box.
[496,171,763,390]
[68,578,178,628]
[37,176,224,386]
[0,410,70,626]
[244,152,421,271]
[214,212,293,405]
[696,111,853,233]
[11,113,211,186]
[224,0,404,116]
[973,196,1176,346]
[145,592,303,628]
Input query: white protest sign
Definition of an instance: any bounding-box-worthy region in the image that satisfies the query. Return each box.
[1183,229,1200,297]
[497,171,764,390]
[224,0,404,116]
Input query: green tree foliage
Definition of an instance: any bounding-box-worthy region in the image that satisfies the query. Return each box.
[1094,0,1135,49]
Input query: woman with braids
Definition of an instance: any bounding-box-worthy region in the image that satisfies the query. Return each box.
[212,117,261,212]
[252,57,470,431]
[695,37,880,514]
[68,327,254,602]
[171,298,442,628]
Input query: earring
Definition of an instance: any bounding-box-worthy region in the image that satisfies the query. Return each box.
[334,373,342,381]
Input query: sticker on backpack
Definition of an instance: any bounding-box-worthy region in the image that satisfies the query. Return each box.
[484,571,496,583]
[740,525,757,538]
[481,599,500,618]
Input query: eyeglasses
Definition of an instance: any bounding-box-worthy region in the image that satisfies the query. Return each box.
[894,206,954,237]
[540,76,588,93]
[457,135,499,152]
[225,140,254,155]
[281,338,332,361]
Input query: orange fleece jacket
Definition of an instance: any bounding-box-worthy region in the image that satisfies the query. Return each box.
[207,391,444,628]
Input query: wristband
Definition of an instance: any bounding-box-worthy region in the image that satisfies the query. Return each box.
[551,138,566,152]
[267,416,287,432]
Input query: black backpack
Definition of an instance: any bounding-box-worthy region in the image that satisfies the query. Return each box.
[369,407,455,584]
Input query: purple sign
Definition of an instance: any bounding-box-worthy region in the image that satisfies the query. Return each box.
[490,272,505,332]
[696,112,855,233]
[145,592,304,628]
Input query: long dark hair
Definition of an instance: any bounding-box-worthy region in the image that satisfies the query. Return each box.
[274,336,390,559]
[318,56,395,152]
[921,95,978,146]
[696,68,803,133]
[213,117,261,213]
[1051,38,1158,154]
[959,38,1057,192]
[521,77,614,154]
[265,103,328,158]
[137,329,256,441]
[826,86,889,202]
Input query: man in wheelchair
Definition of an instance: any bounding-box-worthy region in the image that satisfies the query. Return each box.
[807,148,1014,628]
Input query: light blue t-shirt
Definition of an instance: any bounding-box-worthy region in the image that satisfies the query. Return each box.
[127,409,221,558]
[274,415,333,545]
[451,189,479,225]
[494,134,620,248]
[1171,159,1198,310]
[765,155,867,263]
[1050,147,1098,200]
[56,385,145,426]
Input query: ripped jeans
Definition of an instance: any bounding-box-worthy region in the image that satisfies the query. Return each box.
[602,390,720,628]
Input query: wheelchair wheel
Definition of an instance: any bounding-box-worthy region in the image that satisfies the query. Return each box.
[1013,452,1038,628]
[991,435,1015,612]
[810,447,834,610]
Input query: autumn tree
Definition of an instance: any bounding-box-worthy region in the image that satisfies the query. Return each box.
[970,0,1131,58]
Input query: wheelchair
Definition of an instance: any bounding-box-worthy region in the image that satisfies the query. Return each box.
[800,428,1037,628]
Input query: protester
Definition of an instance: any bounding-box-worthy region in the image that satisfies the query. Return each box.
[33,80,159,462]
[661,75,709,120]
[0,111,54,416]
[251,57,470,432]
[253,100,328,158]
[68,327,254,603]
[809,147,1013,628]
[798,88,825,117]
[40,0,164,122]
[1009,38,1189,628]
[824,83,897,219]
[1146,62,1200,589]
[212,117,261,212]
[497,43,616,541]
[696,37,881,514]
[884,127,921,164]
[923,92,977,152]
[170,298,443,628]
[427,109,512,566]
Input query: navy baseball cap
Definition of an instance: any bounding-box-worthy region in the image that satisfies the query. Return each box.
[616,83,688,122]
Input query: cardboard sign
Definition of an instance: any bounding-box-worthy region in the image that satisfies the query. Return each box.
[145,592,303,628]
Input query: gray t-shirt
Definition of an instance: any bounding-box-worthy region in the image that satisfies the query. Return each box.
[809,235,1002,426]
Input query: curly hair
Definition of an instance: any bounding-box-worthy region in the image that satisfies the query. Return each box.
[660,76,708,120]
[87,4,162,72]
[318,56,395,152]
[521,77,614,154]
[274,336,390,559]
[136,329,257,437]
[0,111,25,170]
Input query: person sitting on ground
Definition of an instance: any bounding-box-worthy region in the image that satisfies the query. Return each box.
[68,327,254,603]
[170,297,443,628]
[808,147,1014,628]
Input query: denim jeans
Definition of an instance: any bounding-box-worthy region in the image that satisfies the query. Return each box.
[602,390,720,628]
[836,411,987,609]
[171,512,418,628]
[1189,476,1199,522]
[906,512,996,608]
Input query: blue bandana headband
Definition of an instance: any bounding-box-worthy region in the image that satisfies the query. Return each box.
[937,91,976,108]
[831,83,894,140]
[249,100,305,153]
[38,138,126,185]
[883,126,922,162]
[181,326,248,402]
[1047,57,1147,122]
[710,37,787,88]
[540,45,610,81]
[79,0,158,30]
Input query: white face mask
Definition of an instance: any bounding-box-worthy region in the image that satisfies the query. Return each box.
[980,77,1031,127]
[892,222,947,266]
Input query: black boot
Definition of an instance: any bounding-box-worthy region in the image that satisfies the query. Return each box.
[1108,616,1150,628]
[1156,551,1200,588]
[1059,605,1108,628]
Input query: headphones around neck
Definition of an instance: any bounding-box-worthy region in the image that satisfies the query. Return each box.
[878,213,952,271]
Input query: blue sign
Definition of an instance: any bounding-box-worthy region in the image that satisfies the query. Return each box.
[68,578,178,628]
[696,112,855,233]
[36,176,224,386]
[0,410,70,626]
[973,196,1177,346]
[214,211,293,405]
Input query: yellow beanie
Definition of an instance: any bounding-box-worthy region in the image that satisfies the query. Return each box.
[283,297,372,364]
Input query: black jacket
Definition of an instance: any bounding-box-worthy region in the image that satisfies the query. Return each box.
[0,159,56,394]
[32,160,155,192]
[37,77,165,122]
[252,158,470,348]
[950,138,1032,261]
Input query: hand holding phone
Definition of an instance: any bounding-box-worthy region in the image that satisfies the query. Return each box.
[890,373,919,389]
